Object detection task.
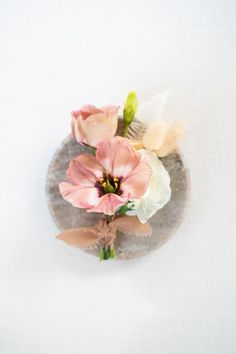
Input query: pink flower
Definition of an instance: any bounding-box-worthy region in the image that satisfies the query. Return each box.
[59,137,153,215]
[71,104,119,147]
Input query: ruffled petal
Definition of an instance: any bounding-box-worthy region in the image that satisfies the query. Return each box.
[59,182,99,208]
[67,153,104,186]
[112,145,141,178]
[87,193,128,215]
[121,155,153,199]
[96,137,140,177]
[126,150,171,223]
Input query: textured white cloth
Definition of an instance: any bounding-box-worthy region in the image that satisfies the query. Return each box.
[0,1,236,353]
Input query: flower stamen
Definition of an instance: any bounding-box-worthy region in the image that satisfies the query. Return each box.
[96,174,122,195]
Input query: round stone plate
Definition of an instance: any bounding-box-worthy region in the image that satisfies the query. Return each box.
[46,128,189,259]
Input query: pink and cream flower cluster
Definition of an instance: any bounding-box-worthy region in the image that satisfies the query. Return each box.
[57,92,183,260]
[59,94,175,225]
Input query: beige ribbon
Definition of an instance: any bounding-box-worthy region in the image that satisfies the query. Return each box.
[56,215,152,250]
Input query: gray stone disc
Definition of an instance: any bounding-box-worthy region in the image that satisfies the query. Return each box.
[46,130,189,259]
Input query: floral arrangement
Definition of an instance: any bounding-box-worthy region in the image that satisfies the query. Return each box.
[57,92,183,260]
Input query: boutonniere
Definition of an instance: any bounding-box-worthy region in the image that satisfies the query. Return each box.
[47,92,188,260]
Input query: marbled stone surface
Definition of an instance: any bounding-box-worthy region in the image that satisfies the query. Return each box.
[46,123,189,259]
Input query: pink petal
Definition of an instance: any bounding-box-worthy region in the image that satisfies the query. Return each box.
[72,109,118,147]
[82,114,118,147]
[71,115,87,143]
[96,137,140,177]
[100,105,119,116]
[72,110,82,119]
[72,105,102,120]
[59,182,99,208]
[67,153,104,186]
[112,145,141,178]
[121,156,153,199]
[72,110,89,120]
[87,193,128,215]
[80,104,103,115]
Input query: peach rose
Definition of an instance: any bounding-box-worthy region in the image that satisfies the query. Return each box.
[71,104,119,147]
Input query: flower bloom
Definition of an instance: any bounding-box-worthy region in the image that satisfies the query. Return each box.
[71,104,119,147]
[126,149,171,223]
[59,137,153,215]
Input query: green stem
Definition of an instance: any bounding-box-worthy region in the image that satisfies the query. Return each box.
[99,245,116,261]
[99,247,105,261]
[110,247,116,259]
[123,124,130,137]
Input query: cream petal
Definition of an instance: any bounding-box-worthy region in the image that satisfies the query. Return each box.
[155,121,183,157]
[142,122,168,151]
[136,91,169,124]
[126,150,171,223]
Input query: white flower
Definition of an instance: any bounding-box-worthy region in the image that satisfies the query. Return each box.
[126,149,171,223]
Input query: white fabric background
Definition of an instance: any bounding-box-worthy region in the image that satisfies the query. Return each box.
[0,1,236,353]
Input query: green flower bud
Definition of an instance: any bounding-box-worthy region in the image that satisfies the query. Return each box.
[123,91,138,136]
